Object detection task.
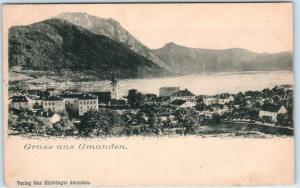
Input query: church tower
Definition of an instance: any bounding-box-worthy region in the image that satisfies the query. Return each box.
[111,75,119,99]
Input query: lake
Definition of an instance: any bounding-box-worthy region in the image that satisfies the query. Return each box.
[50,71,293,97]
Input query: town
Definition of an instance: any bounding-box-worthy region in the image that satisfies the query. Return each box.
[8,76,294,137]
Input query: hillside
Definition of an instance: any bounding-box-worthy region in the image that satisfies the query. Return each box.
[153,42,293,74]
[9,18,167,79]
[57,12,170,69]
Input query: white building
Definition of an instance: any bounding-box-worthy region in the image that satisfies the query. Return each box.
[42,96,65,112]
[203,97,219,106]
[259,104,287,122]
[218,95,234,105]
[78,94,98,115]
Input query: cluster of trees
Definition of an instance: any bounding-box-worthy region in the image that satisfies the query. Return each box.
[8,110,75,136]
[76,108,201,136]
[9,107,203,137]
[127,89,145,108]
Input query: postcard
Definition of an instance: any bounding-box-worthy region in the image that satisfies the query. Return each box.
[3,3,294,186]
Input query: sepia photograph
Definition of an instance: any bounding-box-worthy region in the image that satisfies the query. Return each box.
[3,3,295,186]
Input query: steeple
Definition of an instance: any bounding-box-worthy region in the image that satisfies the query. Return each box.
[111,75,118,86]
[110,75,119,99]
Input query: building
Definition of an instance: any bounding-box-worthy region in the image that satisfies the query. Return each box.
[92,92,111,106]
[78,94,98,115]
[259,104,287,122]
[159,87,180,97]
[170,99,196,108]
[203,97,219,106]
[211,105,231,115]
[218,95,234,105]
[170,89,196,101]
[10,96,33,110]
[111,76,119,99]
[144,93,157,105]
[49,113,61,124]
[60,93,81,107]
[155,97,170,106]
[42,96,65,112]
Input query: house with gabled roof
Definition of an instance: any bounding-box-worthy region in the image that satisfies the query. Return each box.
[10,95,33,110]
[259,103,287,122]
[170,89,196,101]
[170,99,196,108]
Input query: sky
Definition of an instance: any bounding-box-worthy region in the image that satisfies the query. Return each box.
[3,3,293,53]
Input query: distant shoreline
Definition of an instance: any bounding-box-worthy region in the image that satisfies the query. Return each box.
[9,69,293,82]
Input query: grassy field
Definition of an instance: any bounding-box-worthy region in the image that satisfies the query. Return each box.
[9,71,34,81]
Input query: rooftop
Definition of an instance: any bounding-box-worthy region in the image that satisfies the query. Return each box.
[59,93,82,99]
[43,96,63,101]
[78,94,97,100]
[171,89,195,97]
[11,96,29,102]
[170,99,187,106]
[160,87,180,90]
[261,103,284,113]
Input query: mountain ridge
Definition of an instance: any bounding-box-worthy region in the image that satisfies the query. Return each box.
[9,18,168,79]
[152,42,293,74]
[56,12,171,69]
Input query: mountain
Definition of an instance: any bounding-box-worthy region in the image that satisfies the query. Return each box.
[9,13,293,80]
[153,42,293,74]
[9,18,167,79]
[57,12,170,69]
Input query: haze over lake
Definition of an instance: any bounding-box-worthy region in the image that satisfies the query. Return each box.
[53,71,293,97]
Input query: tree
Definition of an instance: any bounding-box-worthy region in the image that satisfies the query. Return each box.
[148,112,158,129]
[234,92,245,106]
[97,92,111,106]
[128,89,138,107]
[128,89,144,108]
[8,113,18,131]
[163,117,174,129]
[276,113,293,127]
[211,114,221,125]
[195,103,206,111]
[247,109,259,121]
[10,114,51,135]
[65,103,79,120]
[174,108,199,134]
[53,118,75,136]
[78,109,124,136]
[262,88,274,98]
